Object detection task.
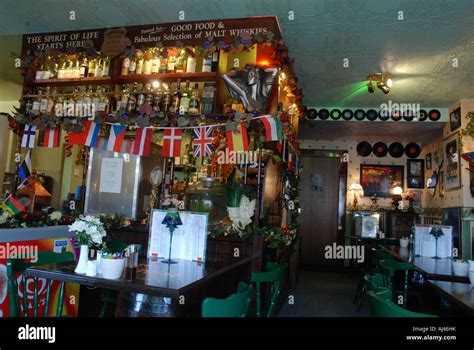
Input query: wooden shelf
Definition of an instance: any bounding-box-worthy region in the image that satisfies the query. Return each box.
[30,76,112,86]
[118,72,218,83]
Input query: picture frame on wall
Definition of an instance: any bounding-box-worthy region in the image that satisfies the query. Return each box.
[425,153,432,170]
[407,159,425,189]
[443,133,461,191]
[360,164,404,198]
[450,107,462,132]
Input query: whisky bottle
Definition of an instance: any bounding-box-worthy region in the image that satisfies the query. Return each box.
[121,57,130,76]
[179,80,191,115]
[129,55,137,75]
[143,50,153,75]
[202,53,212,72]
[80,57,88,77]
[161,85,172,112]
[88,59,96,77]
[151,49,160,74]
[95,58,102,77]
[175,49,186,73]
[102,57,110,77]
[169,80,181,113]
[186,49,196,73]
[188,83,200,114]
[136,51,144,75]
[40,88,49,114]
[153,88,162,112]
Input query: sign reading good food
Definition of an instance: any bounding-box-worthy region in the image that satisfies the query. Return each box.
[21,17,279,54]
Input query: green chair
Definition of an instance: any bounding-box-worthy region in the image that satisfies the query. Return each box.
[201,282,251,317]
[7,251,74,317]
[378,258,417,307]
[364,273,388,294]
[367,290,437,317]
[251,262,288,317]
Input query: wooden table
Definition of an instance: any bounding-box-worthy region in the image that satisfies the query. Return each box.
[381,246,469,283]
[26,257,250,316]
[426,280,474,316]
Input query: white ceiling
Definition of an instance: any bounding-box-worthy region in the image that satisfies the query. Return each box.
[0,0,473,108]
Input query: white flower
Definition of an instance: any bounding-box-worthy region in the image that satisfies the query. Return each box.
[227,195,256,232]
[49,211,62,221]
[68,215,107,245]
[0,211,10,224]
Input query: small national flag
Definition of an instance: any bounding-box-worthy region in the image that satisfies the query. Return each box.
[38,126,60,148]
[17,177,30,190]
[132,127,153,157]
[260,115,283,141]
[226,122,249,152]
[2,194,26,215]
[18,150,32,180]
[107,124,127,153]
[288,145,297,170]
[162,128,183,158]
[193,126,213,158]
[67,121,101,147]
[21,125,37,149]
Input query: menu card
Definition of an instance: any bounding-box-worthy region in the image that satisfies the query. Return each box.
[147,210,208,262]
[414,224,453,258]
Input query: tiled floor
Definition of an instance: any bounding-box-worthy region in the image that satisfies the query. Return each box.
[279,270,370,317]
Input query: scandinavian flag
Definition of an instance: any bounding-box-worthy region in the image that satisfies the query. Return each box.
[67,121,101,147]
[21,124,37,149]
[39,126,60,148]
[132,127,153,157]
[193,126,213,158]
[107,124,127,153]
[162,128,182,158]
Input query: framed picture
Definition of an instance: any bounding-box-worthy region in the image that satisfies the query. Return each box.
[407,159,424,189]
[444,133,461,191]
[425,153,432,170]
[360,164,404,198]
[450,107,461,132]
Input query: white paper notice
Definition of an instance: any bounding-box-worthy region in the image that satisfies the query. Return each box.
[414,225,453,258]
[99,158,123,193]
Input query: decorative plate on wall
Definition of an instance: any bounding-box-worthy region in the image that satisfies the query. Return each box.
[366,109,378,121]
[354,109,366,121]
[357,141,372,157]
[417,109,428,121]
[389,142,405,158]
[378,109,390,121]
[342,109,353,120]
[330,109,342,120]
[405,143,421,158]
[429,109,441,121]
[307,108,318,120]
[391,111,402,121]
[403,108,414,121]
[318,108,330,120]
[372,142,388,157]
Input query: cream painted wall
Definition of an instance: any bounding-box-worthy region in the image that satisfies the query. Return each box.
[299,138,422,209]
[0,97,20,196]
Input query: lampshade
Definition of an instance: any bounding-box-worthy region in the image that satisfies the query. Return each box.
[161,208,183,227]
[392,186,403,195]
[349,183,363,192]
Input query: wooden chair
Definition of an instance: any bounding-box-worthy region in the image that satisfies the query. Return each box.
[201,282,252,317]
[7,251,74,317]
[251,262,288,317]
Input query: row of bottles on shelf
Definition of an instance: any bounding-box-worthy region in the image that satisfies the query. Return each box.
[24,85,110,117]
[117,79,215,115]
[23,79,216,116]
[35,53,111,81]
[121,47,218,76]
[33,47,219,81]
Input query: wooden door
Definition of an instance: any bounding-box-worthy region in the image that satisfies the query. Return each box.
[300,156,343,267]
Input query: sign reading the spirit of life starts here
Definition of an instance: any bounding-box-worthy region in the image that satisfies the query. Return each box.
[147,210,208,262]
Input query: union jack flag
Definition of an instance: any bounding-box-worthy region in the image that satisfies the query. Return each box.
[193,126,214,158]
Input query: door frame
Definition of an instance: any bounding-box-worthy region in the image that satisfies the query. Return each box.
[300,149,348,249]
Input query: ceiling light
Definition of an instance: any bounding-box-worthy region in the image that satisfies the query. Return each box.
[377,81,390,94]
[367,73,392,94]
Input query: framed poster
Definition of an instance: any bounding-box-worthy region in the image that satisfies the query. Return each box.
[450,107,461,132]
[444,133,461,191]
[360,164,404,198]
[407,159,424,189]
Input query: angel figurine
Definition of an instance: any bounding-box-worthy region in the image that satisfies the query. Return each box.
[222,64,278,112]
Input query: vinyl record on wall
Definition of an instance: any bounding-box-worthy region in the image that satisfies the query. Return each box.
[357,141,372,157]
[318,108,330,120]
[402,108,414,121]
[391,111,402,121]
[342,109,353,120]
[366,109,378,121]
[372,142,388,157]
[354,109,366,121]
[405,143,421,158]
[378,109,390,121]
[307,108,318,120]
[330,109,342,120]
[417,109,428,121]
[429,109,441,121]
[389,142,405,158]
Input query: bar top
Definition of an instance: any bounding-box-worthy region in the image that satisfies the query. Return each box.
[0,225,74,243]
[426,280,474,316]
[25,257,250,299]
[381,245,470,283]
